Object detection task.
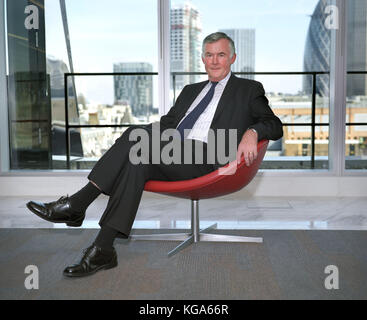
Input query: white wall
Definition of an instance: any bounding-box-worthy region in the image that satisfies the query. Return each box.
[1,173,366,197]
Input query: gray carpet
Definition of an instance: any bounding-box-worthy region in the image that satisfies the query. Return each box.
[0,228,366,300]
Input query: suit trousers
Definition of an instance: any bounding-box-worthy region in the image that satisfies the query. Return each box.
[87,125,216,237]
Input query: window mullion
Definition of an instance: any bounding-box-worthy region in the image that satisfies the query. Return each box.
[329,0,347,176]
[0,0,9,173]
[157,0,171,116]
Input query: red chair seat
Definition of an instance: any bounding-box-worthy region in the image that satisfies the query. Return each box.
[132,140,269,257]
[144,140,269,199]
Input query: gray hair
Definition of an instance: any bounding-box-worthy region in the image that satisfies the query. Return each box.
[202,32,236,58]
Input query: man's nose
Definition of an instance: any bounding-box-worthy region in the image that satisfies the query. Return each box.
[212,55,218,64]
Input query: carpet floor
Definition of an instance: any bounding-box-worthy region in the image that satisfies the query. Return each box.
[0,228,366,300]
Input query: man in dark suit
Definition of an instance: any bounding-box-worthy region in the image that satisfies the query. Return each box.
[26,32,283,278]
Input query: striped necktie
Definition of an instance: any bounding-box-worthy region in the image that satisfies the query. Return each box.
[177,81,218,139]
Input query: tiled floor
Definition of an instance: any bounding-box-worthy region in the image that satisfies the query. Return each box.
[1,195,367,230]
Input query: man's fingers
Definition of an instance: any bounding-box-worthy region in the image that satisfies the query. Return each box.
[246,150,258,166]
[237,147,257,166]
[244,156,249,166]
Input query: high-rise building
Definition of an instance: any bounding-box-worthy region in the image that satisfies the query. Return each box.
[303,0,367,97]
[346,0,367,96]
[113,62,154,119]
[219,28,255,80]
[303,0,331,97]
[170,2,202,90]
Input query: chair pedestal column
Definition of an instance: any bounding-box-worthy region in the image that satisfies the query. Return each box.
[130,199,263,257]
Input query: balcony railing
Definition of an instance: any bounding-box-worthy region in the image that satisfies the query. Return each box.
[64,71,367,169]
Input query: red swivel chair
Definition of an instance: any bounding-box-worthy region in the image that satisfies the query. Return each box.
[131,140,269,257]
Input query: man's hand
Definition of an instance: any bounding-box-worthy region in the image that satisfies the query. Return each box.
[237,129,258,166]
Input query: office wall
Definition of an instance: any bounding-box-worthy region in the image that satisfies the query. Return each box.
[0,174,366,197]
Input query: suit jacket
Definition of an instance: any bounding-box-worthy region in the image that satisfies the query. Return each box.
[160,73,283,147]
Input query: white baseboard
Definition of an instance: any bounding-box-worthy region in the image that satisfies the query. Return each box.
[1,173,366,197]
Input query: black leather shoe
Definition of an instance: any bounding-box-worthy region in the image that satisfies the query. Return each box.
[26,196,85,227]
[63,245,118,278]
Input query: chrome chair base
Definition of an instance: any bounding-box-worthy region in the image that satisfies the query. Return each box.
[130,200,263,257]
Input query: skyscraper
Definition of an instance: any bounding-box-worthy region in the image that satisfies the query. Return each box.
[303,0,331,97]
[113,62,153,119]
[170,2,202,90]
[219,28,255,80]
[346,0,367,96]
[303,0,367,97]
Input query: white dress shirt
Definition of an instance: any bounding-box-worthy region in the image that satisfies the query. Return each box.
[176,71,231,143]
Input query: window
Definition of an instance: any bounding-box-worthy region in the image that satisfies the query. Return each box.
[6,0,158,169]
[170,0,332,169]
[345,0,367,170]
[2,0,363,173]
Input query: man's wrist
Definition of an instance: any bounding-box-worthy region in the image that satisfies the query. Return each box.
[249,128,257,135]
[246,128,258,137]
[241,128,258,142]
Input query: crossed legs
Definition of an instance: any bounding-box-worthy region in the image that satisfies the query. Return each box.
[60,126,215,277]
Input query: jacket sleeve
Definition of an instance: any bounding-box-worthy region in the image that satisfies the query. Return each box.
[247,82,283,141]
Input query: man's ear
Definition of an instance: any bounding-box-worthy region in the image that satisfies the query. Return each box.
[231,53,237,64]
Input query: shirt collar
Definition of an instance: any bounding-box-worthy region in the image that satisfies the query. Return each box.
[214,71,231,87]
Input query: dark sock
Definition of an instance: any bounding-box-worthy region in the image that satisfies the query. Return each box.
[69,181,101,212]
[94,225,119,250]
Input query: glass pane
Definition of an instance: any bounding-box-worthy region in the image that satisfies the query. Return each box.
[6,0,158,170]
[64,127,131,170]
[67,74,159,124]
[262,126,329,169]
[345,76,367,171]
[6,0,51,169]
[345,125,367,170]
[345,1,367,170]
[170,0,331,169]
[55,74,158,168]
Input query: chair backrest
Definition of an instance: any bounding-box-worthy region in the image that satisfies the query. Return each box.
[144,140,269,200]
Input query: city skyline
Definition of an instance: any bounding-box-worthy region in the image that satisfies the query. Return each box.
[6,0,367,170]
[45,0,320,105]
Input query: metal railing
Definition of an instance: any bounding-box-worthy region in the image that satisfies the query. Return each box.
[64,71,367,169]
[173,71,331,169]
[64,72,158,168]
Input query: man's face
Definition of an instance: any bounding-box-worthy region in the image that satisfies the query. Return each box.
[202,38,236,82]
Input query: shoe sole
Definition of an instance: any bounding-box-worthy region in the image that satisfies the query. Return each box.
[26,202,84,227]
[63,259,118,278]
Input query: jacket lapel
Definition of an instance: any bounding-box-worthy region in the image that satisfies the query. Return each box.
[211,74,238,127]
[177,80,209,120]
